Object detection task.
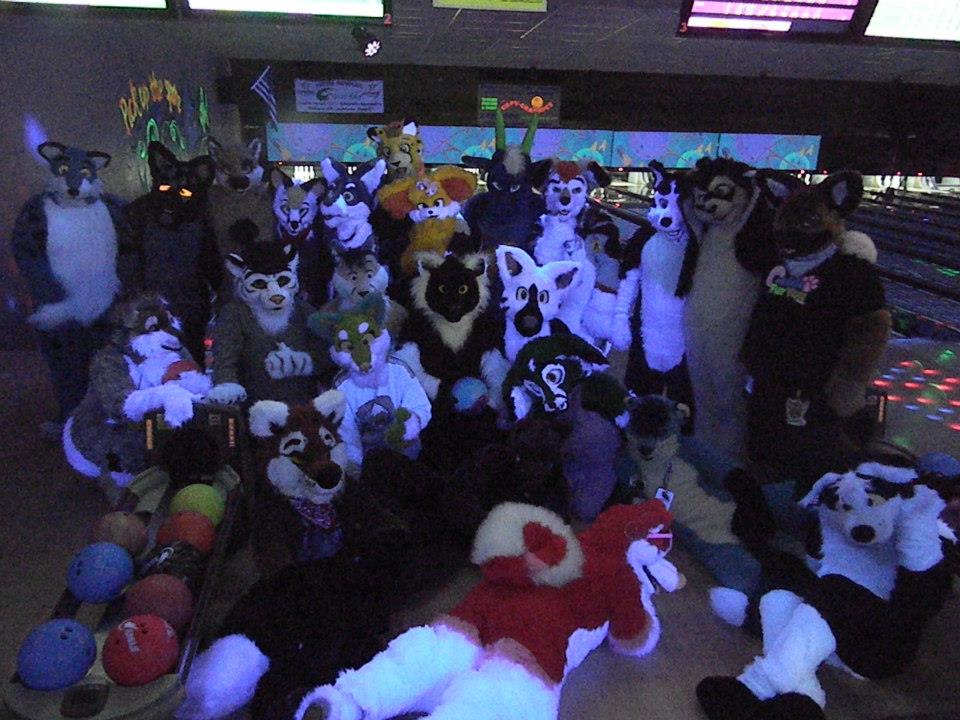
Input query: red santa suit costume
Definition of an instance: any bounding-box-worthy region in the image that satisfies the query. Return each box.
[295,500,683,720]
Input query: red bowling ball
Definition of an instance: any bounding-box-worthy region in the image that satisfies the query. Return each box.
[122,575,194,634]
[156,511,216,555]
[102,615,179,686]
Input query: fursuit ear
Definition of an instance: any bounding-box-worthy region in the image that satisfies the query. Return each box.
[147,141,178,178]
[566,336,609,369]
[496,245,535,280]
[37,141,67,163]
[758,169,804,206]
[799,472,844,509]
[269,166,293,191]
[86,151,111,171]
[675,402,691,420]
[357,291,387,327]
[648,160,667,189]
[416,252,444,276]
[547,261,580,291]
[247,137,262,162]
[321,158,347,185]
[461,155,493,172]
[360,158,387,195]
[820,171,864,216]
[529,159,554,190]
[463,253,487,277]
[300,177,325,197]
[225,252,247,281]
[283,244,300,274]
[248,400,289,438]
[401,119,418,136]
[188,155,215,188]
[434,166,477,202]
[367,125,385,144]
[377,178,417,220]
[582,161,610,189]
[313,389,347,428]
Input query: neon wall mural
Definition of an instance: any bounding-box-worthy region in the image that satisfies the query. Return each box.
[266,122,820,170]
[118,72,212,191]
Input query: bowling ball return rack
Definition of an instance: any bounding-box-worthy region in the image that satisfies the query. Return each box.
[3,404,251,720]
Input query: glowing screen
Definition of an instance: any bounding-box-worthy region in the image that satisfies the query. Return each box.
[865,0,960,42]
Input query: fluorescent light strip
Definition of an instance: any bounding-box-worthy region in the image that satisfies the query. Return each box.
[186,0,384,16]
[754,0,859,5]
[692,2,853,21]
[865,0,960,42]
[2,0,166,6]
[688,14,792,31]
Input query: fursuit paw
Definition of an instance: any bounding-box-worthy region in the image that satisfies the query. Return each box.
[385,408,413,449]
[176,635,269,720]
[265,342,314,380]
[28,302,70,331]
[163,387,198,428]
[295,686,362,720]
[176,370,213,397]
[207,382,248,406]
[896,484,947,571]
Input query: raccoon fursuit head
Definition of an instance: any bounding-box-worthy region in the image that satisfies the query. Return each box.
[496,245,579,361]
[319,158,386,251]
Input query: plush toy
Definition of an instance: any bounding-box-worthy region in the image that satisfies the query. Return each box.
[247,391,349,573]
[462,109,545,252]
[367,119,424,183]
[206,137,275,258]
[320,243,406,339]
[393,251,509,469]
[742,171,889,492]
[295,499,682,720]
[12,141,126,427]
[495,245,580,361]
[309,294,432,475]
[616,394,777,596]
[63,293,211,493]
[698,463,955,720]
[677,157,795,460]
[208,242,325,407]
[122,142,221,362]
[377,166,477,276]
[505,329,630,521]
[268,167,327,306]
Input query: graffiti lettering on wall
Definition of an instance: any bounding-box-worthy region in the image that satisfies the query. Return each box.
[118,72,211,191]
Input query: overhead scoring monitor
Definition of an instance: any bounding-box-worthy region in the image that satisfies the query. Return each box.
[185,0,385,16]
[678,0,864,37]
[865,0,960,43]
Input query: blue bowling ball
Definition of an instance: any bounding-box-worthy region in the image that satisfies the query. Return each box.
[67,542,134,604]
[451,377,489,415]
[916,452,960,478]
[17,619,96,690]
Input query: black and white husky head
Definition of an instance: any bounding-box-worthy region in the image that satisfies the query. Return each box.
[496,246,579,340]
[686,157,756,226]
[208,137,265,194]
[800,462,919,546]
[37,141,111,207]
[226,243,300,335]
[412,252,489,352]
[319,158,386,249]
[647,160,688,242]
[110,292,184,359]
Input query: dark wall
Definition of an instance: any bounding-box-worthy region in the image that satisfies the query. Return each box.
[230,60,960,175]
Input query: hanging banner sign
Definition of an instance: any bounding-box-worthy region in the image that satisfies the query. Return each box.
[294,79,384,114]
[478,83,561,127]
[433,0,546,11]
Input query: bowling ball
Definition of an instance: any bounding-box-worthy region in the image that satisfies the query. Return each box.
[67,543,134,604]
[156,512,216,555]
[102,615,179,686]
[91,512,148,557]
[170,484,226,527]
[451,377,489,415]
[17,619,96,690]
[139,541,207,593]
[123,575,194,634]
